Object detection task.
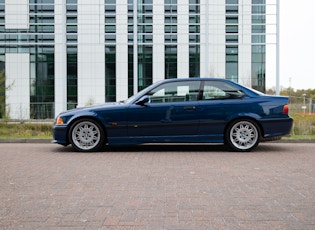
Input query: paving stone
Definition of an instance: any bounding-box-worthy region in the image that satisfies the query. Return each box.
[0,143,314,229]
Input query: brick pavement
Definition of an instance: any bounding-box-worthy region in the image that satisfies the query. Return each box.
[0,143,314,229]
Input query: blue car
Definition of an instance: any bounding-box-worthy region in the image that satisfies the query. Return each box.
[53,78,293,152]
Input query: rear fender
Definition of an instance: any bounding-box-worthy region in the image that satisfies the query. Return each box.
[224,113,264,137]
[226,112,262,123]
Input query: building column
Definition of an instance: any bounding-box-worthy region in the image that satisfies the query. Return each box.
[5,53,30,119]
[153,2,165,83]
[5,0,29,30]
[238,0,252,87]
[77,0,105,106]
[177,0,189,78]
[200,0,225,78]
[116,1,128,101]
[5,0,30,119]
[54,0,67,116]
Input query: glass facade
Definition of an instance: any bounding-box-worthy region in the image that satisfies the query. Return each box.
[137,0,153,90]
[105,46,116,102]
[0,1,4,116]
[29,0,55,119]
[66,0,78,110]
[225,0,238,83]
[105,0,116,102]
[128,45,134,97]
[164,0,177,79]
[252,0,266,92]
[127,0,134,97]
[0,0,272,119]
[165,45,177,79]
[138,45,152,91]
[189,0,200,78]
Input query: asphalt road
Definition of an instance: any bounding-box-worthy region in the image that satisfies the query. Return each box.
[1,143,314,229]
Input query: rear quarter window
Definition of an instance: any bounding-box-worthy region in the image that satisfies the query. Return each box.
[203,81,245,100]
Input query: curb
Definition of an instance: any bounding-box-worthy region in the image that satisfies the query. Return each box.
[275,138,315,143]
[0,139,52,144]
[0,139,314,144]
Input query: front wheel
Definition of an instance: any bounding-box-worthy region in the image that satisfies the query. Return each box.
[69,119,105,152]
[225,119,260,152]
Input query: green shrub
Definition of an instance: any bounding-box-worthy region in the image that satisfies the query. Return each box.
[290,113,315,136]
[0,122,52,138]
[0,114,314,139]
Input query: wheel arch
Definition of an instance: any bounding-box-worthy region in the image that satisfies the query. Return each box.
[224,116,264,140]
[223,116,263,152]
[66,115,108,145]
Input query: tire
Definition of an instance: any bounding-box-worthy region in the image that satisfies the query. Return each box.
[225,119,260,152]
[69,118,105,152]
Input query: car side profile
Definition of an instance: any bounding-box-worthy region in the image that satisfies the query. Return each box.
[53,78,293,152]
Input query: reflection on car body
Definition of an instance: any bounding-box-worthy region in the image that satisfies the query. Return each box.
[53,78,293,152]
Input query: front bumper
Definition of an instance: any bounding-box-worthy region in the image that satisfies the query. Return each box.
[52,124,69,146]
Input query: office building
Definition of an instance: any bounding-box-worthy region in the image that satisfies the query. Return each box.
[0,0,274,119]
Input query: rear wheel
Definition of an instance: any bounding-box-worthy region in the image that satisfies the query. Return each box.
[69,119,105,152]
[225,119,260,152]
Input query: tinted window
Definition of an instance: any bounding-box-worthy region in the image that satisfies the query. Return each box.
[203,81,244,100]
[147,81,200,103]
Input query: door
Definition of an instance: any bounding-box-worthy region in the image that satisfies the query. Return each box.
[127,80,201,143]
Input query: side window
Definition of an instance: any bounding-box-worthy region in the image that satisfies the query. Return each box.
[203,81,244,100]
[147,81,200,103]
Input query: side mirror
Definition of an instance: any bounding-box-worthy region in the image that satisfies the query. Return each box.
[136,95,150,106]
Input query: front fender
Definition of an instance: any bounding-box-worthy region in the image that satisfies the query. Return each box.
[59,111,108,142]
[64,111,106,126]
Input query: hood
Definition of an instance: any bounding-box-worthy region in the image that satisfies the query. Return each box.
[57,101,126,118]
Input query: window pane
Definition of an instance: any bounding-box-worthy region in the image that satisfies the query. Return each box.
[148,81,200,103]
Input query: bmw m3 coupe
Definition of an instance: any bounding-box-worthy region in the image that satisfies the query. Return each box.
[53,78,293,152]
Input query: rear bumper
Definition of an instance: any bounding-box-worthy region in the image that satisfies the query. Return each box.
[260,117,293,139]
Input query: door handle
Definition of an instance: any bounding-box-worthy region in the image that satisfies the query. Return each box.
[184,106,195,111]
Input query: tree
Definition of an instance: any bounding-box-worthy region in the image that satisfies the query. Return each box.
[0,69,14,119]
[0,69,5,118]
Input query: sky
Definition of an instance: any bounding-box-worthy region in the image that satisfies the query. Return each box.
[271,0,315,90]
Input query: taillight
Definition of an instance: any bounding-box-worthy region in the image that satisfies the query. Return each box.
[282,104,289,114]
